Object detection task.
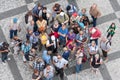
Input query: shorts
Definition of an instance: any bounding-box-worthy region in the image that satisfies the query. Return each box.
[102,50,107,57]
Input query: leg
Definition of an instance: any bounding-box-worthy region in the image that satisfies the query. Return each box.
[1,53,6,62]
[92,16,97,27]
[24,53,29,61]
[59,68,64,80]
[14,30,18,36]
[107,33,110,38]
[10,30,14,40]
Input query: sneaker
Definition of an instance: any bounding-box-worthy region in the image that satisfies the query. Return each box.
[7,58,11,61]
[2,62,6,65]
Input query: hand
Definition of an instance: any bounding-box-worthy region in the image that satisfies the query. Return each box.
[4,50,9,52]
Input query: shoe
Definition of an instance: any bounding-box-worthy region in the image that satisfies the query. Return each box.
[7,58,11,61]
[2,62,6,65]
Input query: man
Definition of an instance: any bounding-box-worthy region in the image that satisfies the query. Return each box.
[0,42,10,64]
[21,41,31,62]
[53,54,68,80]
[100,37,111,62]
[55,12,69,25]
[43,64,54,80]
[42,50,52,65]
[46,35,59,54]
[58,24,68,47]
[89,3,101,27]
[9,18,20,41]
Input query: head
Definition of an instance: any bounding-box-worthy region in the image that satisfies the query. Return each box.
[111,23,115,27]
[13,18,18,23]
[101,37,107,42]
[36,57,43,63]
[37,3,42,10]
[63,47,68,51]
[33,69,39,74]
[30,20,34,25]
[13,36,19,40]
[43,7,47,13]
[69,29,74,34]
[95,54,100,59]
[46,64,51,70]
[91,3,97,9]
[57,54,62,60]
[79,30,84,35]
[47,50,52,55]
[54,20,59,26]
[91,41,96,46]
[2,42,9,48]
[62,24,66,30]
[25,40,30,46]
[59,12,65,17]
[39,16,43,21]
[27,11,32,16]
[81,8,86,14]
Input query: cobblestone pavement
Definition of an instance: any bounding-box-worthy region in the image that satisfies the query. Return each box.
[0,0,120,80]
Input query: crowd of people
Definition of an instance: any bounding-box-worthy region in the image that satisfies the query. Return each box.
[0,2,117,80]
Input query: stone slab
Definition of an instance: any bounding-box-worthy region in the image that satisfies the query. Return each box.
[106,58,120,80]
[0,0,26,13]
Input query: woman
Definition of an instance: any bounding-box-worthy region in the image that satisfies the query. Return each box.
[49,21,61,38]
[107,23,116,40]
[39,31,48,51]
[90,54,102,74]
[88,41,98,58]
[75,48,83,73]
[36,16,47,32]
[32,69,42,80]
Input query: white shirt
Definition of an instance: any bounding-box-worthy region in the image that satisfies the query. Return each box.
[46,39,58,48]
[44,66,54,79]
[53,56,68,69]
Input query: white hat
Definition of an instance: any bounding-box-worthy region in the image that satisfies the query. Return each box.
[51,35,55,41]
[91,28,96,34]
[60,12,65,16]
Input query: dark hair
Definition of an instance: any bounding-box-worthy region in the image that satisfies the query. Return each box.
[43,7,47,10]
[3,42,9,48]
[66,5,71,11]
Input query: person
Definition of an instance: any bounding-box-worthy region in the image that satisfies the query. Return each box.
[43,64,54,80]
[107,23,116,41]
[62,47,70,61]
[39,31,48,51]
[100,37,111,62]
[75,48,83,73]
[78,8,87,17]
[89,27,101,45]
[32,57,45,79]
[32,69,42,80]
[66,29,76,42]
[21,40,31,62]
[9,18,20,41]
[55,12,69,25]
[88,41,98,58]
[89,3,101,27]
[40,7,51,25]
[58,24,68,47]
[36,16,47,33]
[32,3,43,22]
[25,11,33,25]
[50,21,61,38]
[13,36,22,55]
[75,30,87,46]
[52,54,68,80]
[42,50,52,65]
[46,35,59,54]
[90,54,103,74]
[0,42,10,64]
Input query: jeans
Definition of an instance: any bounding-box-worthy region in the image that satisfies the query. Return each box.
[24,52,29,61]
[59,37,66,47]
[91,16,97,27]
[10,30,17,39]
[76,63,82,73]
[1,52,8,62]
[44,78,53,80]
[55,67,64,80]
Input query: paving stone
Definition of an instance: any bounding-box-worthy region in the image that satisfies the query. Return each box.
[105,58,120,80]
[0,0,26,13]
[67,69,103,80]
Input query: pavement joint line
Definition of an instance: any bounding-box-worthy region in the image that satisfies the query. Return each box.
[25,0,33,4]
[109,0,120,12]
